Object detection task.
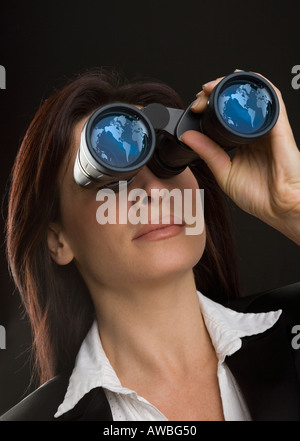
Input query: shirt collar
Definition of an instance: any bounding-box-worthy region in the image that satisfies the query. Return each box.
[197,293,282,362]
[54,291,282,418]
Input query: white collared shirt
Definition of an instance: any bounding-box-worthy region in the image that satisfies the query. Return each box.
[54,292,282,421]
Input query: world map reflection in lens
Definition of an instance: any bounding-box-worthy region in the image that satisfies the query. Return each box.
[90,112,150,168]
[218,82,273,134]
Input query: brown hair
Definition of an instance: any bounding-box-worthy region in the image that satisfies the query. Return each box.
[6,68,241,386]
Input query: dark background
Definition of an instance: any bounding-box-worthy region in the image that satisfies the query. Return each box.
[0,0,299,415]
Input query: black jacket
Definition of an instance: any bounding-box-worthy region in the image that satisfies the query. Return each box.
[1,282,300,421]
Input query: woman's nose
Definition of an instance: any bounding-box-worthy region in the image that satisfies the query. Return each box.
[131,166,169,195]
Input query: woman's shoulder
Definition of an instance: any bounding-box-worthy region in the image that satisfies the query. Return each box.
[227,282,300,316]
[227,282,300,319]
[0,374,70,421]
[0,372,112,421]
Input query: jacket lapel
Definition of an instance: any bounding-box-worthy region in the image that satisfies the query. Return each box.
[57,387,113,421]
[226,316,300,421]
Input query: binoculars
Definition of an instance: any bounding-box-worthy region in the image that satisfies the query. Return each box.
[74,71,279,188]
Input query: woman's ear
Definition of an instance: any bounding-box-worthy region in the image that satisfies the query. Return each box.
[47,223,74,265]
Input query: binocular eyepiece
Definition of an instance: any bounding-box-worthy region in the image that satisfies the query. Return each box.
[74,71,279,188]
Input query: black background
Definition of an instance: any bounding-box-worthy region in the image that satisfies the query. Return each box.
[0,0,299,415]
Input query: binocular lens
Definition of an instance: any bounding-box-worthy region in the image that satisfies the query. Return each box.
[192,72,280,149]
[218,81,273,135]
[89,110,152,169]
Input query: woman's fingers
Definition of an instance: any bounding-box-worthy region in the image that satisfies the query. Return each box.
[189,90,208,113]
[180,130,231,192]
[190,78,222,113]
[191,70,244,113]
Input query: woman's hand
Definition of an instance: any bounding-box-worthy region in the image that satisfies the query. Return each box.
[181,72,300,245]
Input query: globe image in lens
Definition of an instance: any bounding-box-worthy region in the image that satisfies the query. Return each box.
[90,112,150,168]
[218,83,273,134]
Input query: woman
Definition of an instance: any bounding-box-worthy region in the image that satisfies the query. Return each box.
[1,68,300,421]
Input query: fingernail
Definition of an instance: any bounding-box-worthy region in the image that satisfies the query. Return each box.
[202,79,218,89]
[191,94,205,109]
[196,90,205,97]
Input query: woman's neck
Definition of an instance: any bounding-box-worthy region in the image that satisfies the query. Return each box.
[91,271,215,386]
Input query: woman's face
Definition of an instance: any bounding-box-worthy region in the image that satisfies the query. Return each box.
[51,116,206,294]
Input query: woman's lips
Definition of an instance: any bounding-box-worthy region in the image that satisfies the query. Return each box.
[132,216,185,241]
